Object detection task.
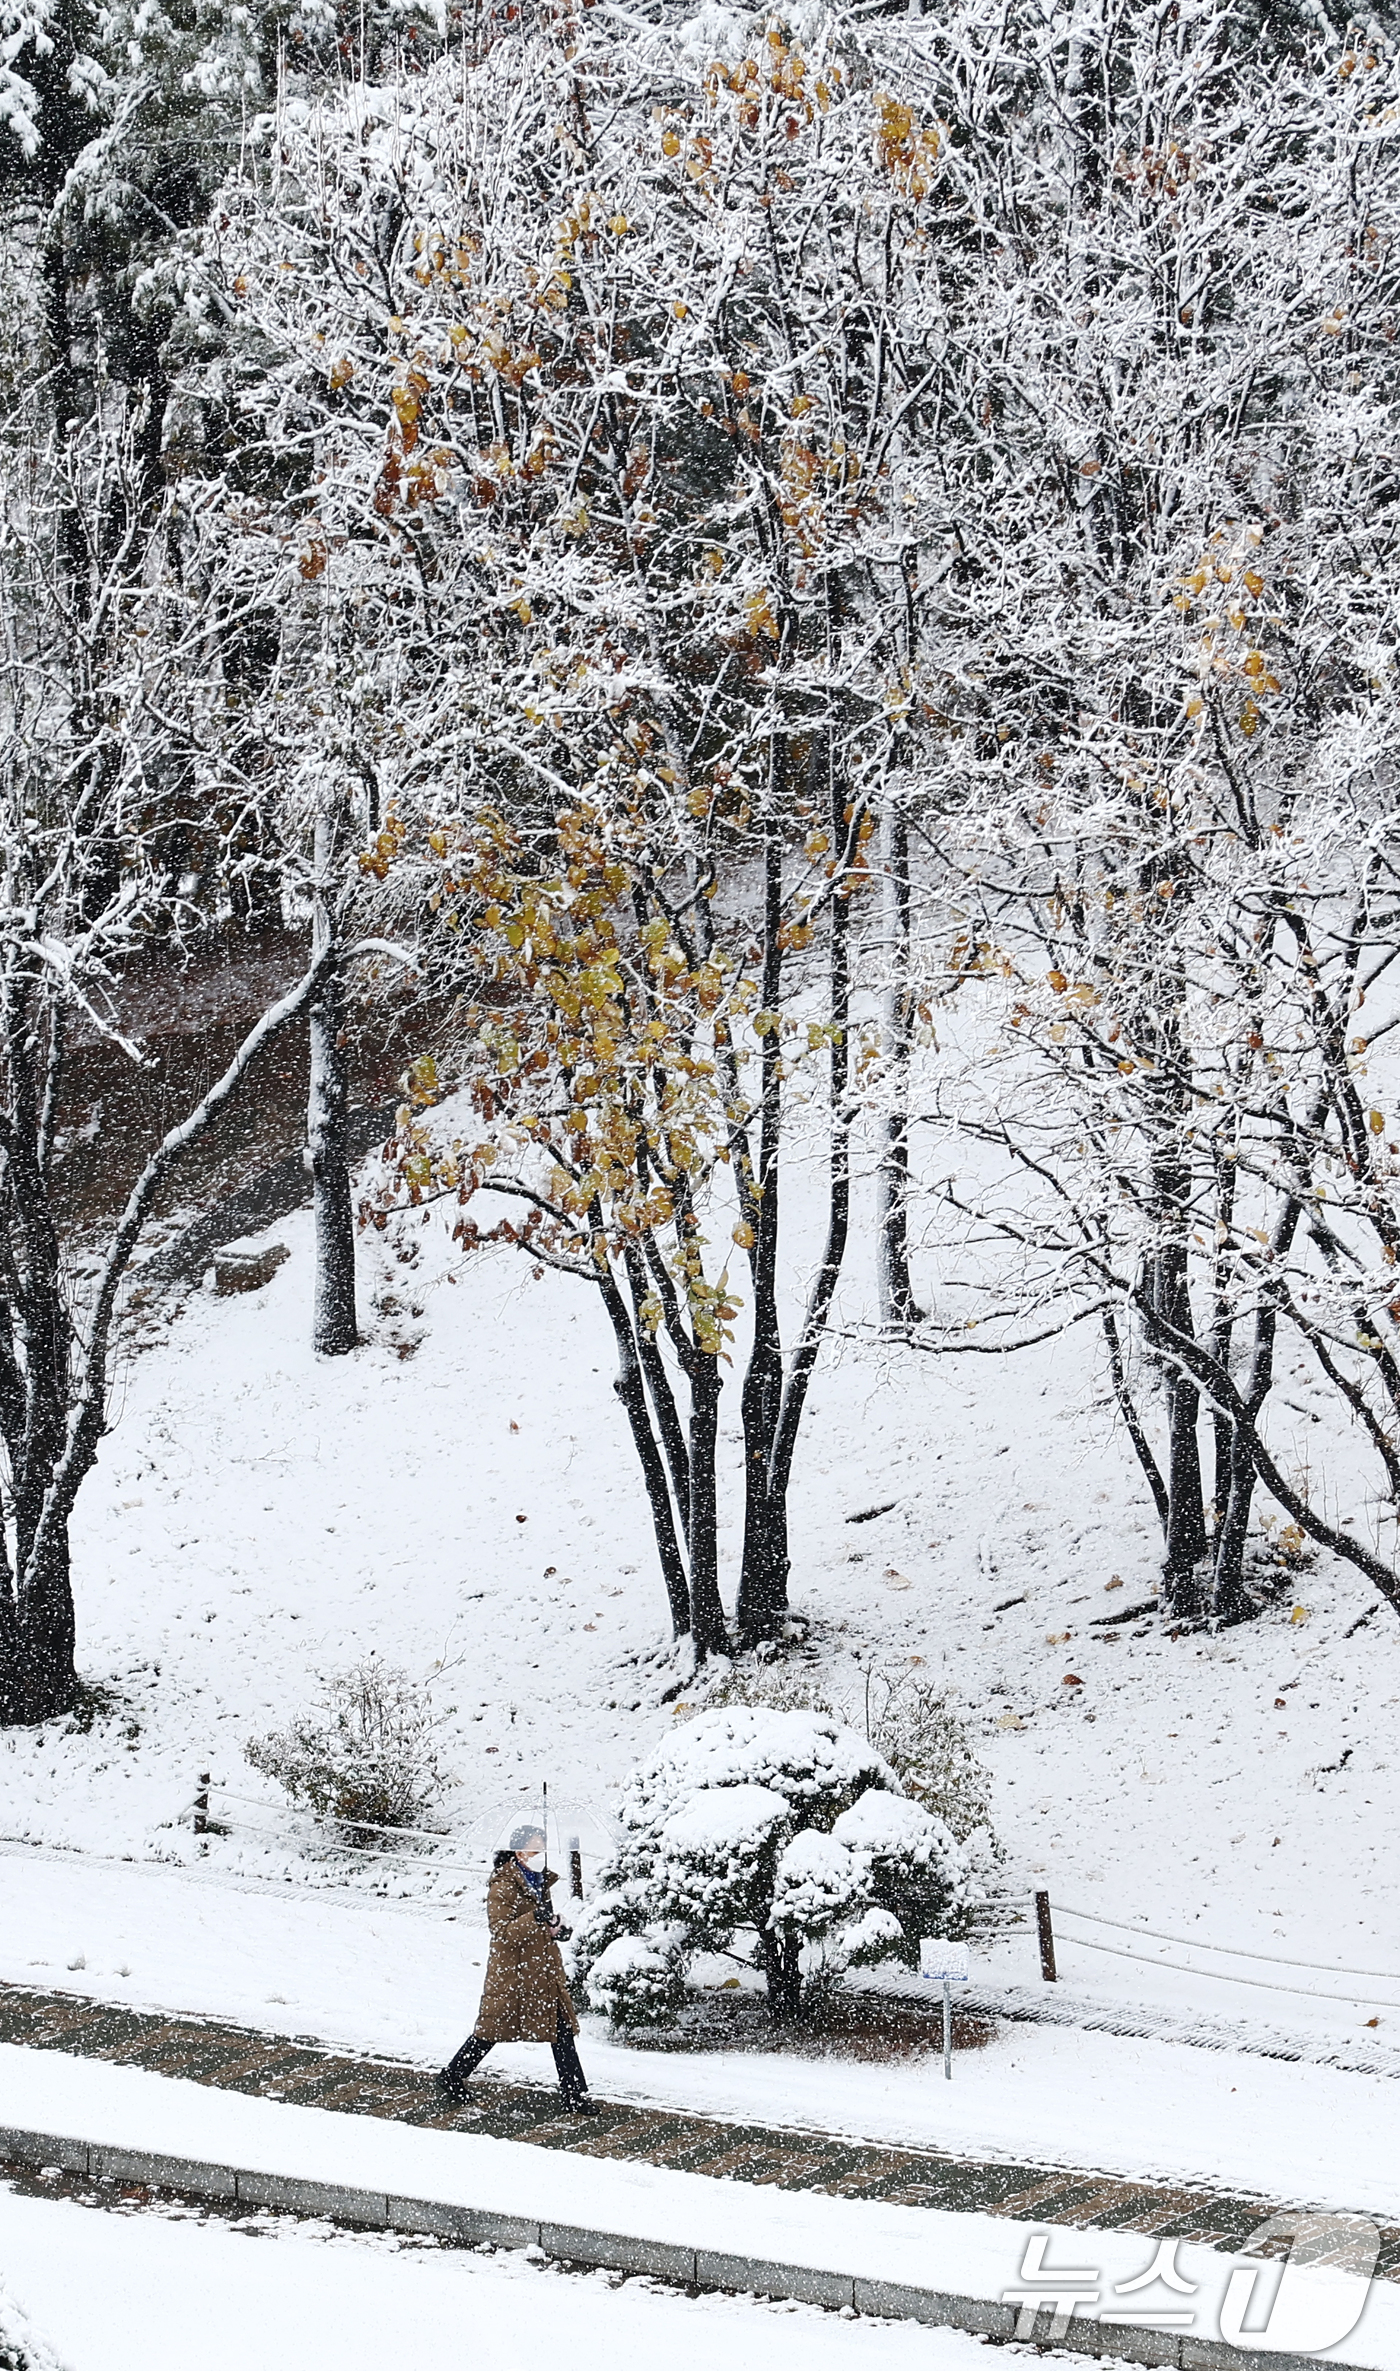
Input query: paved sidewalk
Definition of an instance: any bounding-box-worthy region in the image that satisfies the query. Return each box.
[3,1978,1395,2276]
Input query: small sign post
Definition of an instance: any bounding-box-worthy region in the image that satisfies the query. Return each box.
[919,1939,970,2080]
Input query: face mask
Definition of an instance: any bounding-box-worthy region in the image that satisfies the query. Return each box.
[521,1850,545,1870]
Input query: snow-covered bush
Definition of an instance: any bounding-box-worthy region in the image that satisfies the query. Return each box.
[582,1930,689,2029]
[702,1663,995,1846]
[700,1666,836,1719]
[244,1661,450,1843]
[573,1706,978,2026]
[858,1672,995,1845]
[0,2273,66,2371]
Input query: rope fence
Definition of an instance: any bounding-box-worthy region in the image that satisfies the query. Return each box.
[181,1780,611,1895]
[1053,1899,1400,1984]
[179,1784,1400,2014]
[197,1788,458,1848]
[181,1787,484,1882]
[1032,1892,1400,2009]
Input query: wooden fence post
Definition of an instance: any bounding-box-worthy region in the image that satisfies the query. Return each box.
[193,1774,210,1849]
[568,1835,584,1900]
[1035,1889,1057,1982]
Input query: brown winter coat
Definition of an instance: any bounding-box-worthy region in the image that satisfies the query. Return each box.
[473,1859,579,2043]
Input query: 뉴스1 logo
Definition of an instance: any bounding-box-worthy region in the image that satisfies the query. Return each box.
[1001,2215,1381,2354]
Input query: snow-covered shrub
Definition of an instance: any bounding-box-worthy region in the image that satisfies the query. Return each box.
[699,1662,996,1850]
[582,1930,688,2028]
[0,2274,66,2371]
[857,1671,994,1844]
[699,1666,836,1718]
[770,1826,868,1934]
[830,1788,973,1962]
[244,1660,450,1843]
[573,1706,978,2026]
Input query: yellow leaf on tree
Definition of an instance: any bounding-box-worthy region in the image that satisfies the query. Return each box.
[732,1221,756,1249]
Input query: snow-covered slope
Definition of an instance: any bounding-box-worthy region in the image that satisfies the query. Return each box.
[3,1144,1398,2057]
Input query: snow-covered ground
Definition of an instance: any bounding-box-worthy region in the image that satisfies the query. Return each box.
[2,1838,1398,2221]
[0,2181,1008,2371]
[4,2041,1393,2369]
[3,1150,1399,2215]
[4,1184,1395,1948]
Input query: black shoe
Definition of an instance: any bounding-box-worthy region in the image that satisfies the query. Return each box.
[562,2094,600,2116]
[434,2069,468,2104]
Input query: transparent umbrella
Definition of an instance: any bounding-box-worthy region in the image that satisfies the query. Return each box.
[461,1791,619,1903]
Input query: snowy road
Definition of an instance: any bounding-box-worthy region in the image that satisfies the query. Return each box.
[0,2184,1008,2371]
[3,1842,1400,2219]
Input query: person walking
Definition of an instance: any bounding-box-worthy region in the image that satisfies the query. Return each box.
[435,1826,598,2114]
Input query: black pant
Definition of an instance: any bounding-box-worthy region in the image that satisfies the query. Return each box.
[446,2005,587,2103]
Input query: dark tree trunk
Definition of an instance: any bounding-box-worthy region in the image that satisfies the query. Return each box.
[0,980,77,1723]
[734,767,858,1646]
[1209,1138,1238,1535]
[596,1255,692,1640]
[736,820,787,1643]
[621,1239,691,1540]
[737,1458,790,1650]
[761,1926,804,2026]
[1163,1362,1208,1615]
[1210,1404,1237,1527]
[0,946,341,1727]
[1148,1125,1208,1616]
[308,804,358,1357]
[877,803,920,1330]
[0,1529,77,1726]
[1101,1305,1169,1531]
[736,1370,787,1644]
[308,964,358,1357]
[754,785,855,1628]
[1211,1432,1257,1625]
[687,1353,728,1658]
[1209,1191,1301,1622]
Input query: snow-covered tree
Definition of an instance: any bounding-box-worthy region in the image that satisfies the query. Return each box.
[203,8,971,1648]
[0,394,406,1723]
[886,0,1400,1620]
[0,0,452,453]
[574,1705,976,2027]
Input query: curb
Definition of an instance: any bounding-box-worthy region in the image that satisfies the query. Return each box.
[0,2122,1325,2371]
